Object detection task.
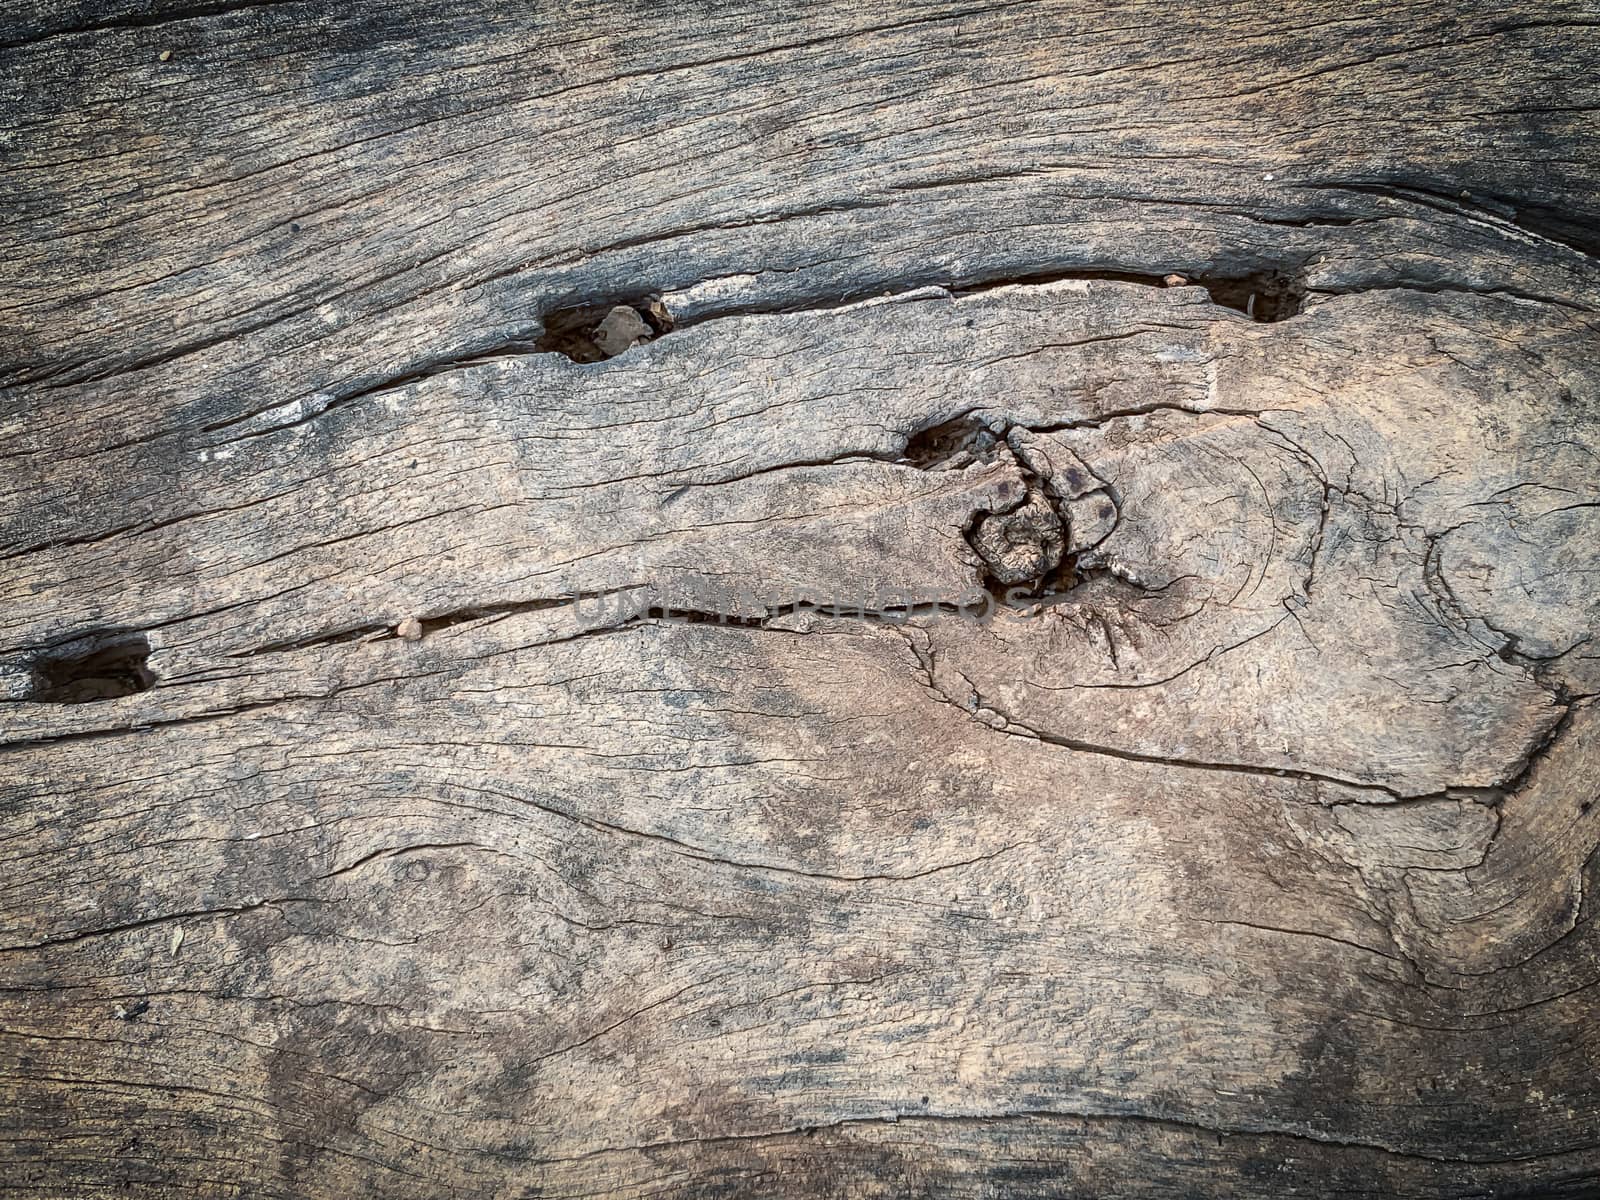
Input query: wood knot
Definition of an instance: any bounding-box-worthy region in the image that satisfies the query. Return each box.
[968,491,1065,585]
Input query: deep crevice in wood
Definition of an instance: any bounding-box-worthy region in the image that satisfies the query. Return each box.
[25,629,156,704]
[1325,180,1600,262]
[900,415,1002,470]
[0,0,293,52]
[950,265,1305,321]
[535,297,676,363]
[1199,271,1305,322]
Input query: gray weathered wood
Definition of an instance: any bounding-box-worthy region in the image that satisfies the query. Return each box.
[2,1,1599,1196]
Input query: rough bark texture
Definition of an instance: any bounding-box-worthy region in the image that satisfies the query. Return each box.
[2,1,1599,1196]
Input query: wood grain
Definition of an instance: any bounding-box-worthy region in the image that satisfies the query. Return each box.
[2,1,1598,1196]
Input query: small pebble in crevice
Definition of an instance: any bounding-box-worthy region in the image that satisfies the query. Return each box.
[27,630,156,704]
[536,297,675,363]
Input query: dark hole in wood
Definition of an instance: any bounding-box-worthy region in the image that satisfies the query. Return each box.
[902,416,999,469]
[1029,550,1082,598]
[29,631,155,704]
[976,549,1083,608]
[536,297,674,363]
[1199,272,1304,322]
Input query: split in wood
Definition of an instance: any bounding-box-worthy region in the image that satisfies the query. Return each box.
[946,266,1305,322]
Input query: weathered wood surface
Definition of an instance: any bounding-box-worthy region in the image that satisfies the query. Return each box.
[2,1,1599,1196]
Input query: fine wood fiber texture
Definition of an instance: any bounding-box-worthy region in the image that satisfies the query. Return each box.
[1,1,1598,1197]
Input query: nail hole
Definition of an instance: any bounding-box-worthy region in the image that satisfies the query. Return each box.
[536,297,674,363]
[28,630,155,704]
